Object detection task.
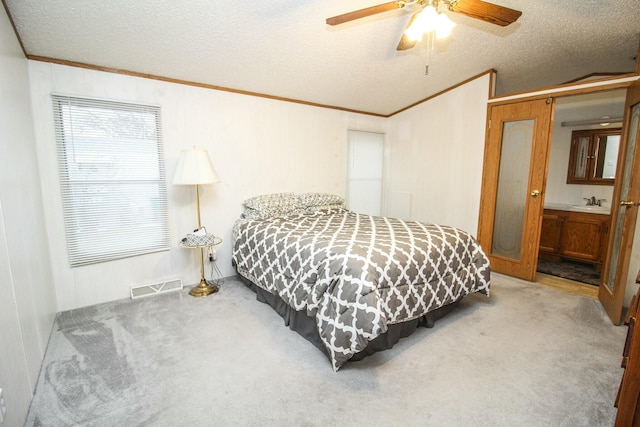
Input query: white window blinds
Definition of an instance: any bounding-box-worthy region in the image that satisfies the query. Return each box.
[52,95,170,267]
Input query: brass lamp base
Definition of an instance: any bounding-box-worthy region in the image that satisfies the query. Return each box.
[189,278,219,297]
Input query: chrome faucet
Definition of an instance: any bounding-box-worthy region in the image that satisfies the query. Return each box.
[583,196,606,206]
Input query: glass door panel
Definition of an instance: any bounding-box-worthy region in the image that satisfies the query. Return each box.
[477,98,553,281]
[491,120,534,260]
[606,103,640,290]
[575,136,589,179]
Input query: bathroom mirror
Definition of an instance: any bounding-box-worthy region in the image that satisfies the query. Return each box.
[596,133,621,179]
[567,128,621,185]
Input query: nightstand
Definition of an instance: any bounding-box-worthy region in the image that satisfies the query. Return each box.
[180,236,222,297]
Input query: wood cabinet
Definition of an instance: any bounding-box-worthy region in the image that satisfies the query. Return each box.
[567,128,621,185]
[538,209,611,268]
[615,275,640,426]
[539,211,563,254]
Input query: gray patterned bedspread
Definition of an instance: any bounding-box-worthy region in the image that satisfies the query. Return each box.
[232,210,491,370]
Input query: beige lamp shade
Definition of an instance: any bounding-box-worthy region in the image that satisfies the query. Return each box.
[173,147,220,185]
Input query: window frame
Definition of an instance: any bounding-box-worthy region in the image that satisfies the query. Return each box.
[52,95,171,267]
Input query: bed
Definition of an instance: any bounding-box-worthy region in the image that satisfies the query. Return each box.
[232,193,491,371]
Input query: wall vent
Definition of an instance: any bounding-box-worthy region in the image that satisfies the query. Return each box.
[130,278,183,299]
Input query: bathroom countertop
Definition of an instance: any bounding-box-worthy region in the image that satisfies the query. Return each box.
[544,202,611,215]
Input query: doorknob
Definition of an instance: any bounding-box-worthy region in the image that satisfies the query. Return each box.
[531,190,540,197]
[620,200,640,207]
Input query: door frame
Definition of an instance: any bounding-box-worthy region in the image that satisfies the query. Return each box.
[481,73,640,321]
[599,78,640,324]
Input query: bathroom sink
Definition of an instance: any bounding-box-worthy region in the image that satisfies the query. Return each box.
[568,204,611,214]
[544,202,611,214]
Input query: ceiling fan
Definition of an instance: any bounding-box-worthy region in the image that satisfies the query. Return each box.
[326,0,522,51]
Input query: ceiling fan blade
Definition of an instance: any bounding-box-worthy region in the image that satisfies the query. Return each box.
[326,2,402,26]
[397,13,419,51]
[449,0,522,27]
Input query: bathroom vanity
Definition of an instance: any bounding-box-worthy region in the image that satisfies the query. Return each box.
[539,204,612,270]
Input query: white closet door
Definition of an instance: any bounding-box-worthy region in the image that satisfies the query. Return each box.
[347,130,384,216]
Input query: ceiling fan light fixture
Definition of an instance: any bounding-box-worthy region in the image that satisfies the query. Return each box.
[404,5,455,41]
[326,0,521,51]
[435,12,456,39]
[404,8,430,41]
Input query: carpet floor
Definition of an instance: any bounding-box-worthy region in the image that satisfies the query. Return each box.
[25,273,626,426]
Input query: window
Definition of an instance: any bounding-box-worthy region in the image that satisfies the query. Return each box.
[52,95,170,267]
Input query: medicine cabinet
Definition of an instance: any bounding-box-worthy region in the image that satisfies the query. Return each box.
[567,128,621,185]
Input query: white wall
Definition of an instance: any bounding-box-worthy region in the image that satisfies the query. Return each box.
[20,56,640,318]
[26,62,491,312]
[545,123,614,206]
[545,102,620,208]
[0,8,57,426]
[385,73,490,234]
[27,61,388,311]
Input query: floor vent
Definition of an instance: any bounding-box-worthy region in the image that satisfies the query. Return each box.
[130,278,183,300]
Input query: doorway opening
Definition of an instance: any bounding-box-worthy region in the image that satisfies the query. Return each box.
[480,75,640,324]
[535,89,626,289]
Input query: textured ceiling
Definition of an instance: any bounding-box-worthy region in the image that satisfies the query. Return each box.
[4,0,640,116]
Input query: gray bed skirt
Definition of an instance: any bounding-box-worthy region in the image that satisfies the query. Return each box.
[237,273,457,363]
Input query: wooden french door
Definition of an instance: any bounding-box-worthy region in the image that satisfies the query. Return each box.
[477,98,554,281]
[599,78,640,325]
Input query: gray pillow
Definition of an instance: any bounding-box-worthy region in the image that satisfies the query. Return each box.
[242,193,303,219]
[298,193,345,213]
